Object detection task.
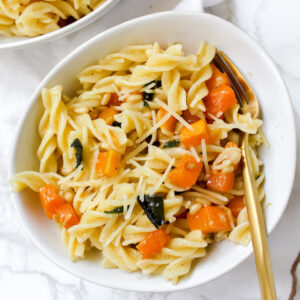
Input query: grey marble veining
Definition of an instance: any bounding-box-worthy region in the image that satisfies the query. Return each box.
[1,0,299,299]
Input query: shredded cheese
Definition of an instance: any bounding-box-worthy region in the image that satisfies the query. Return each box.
[143,82,156,92]
[128,159,162,180]
[150,157,175,194]
[89,147,100,180]
[112,83,120,96]
[149,110,157,146]
[207,113,219,122]
[58,166,83,184]
[201,139,209,174]
[132,156,148,161]
[62,180,102,187]
[104,221,127,246]
[89,142,101,152]
[118,90,130,102]
[122,141,148,164]
[189,146,200,162]
[216,111,223,118]
[154,97,193,130]
[101,169,130,190]
[123,195,129,215]
[192,185,228,203]
[206,145,224,152]
[139,180,146,202]
[136,112,171,143]
[125,177,143,220]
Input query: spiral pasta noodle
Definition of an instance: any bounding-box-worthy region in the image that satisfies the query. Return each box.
[0,0,106,37]
[10,42,266,283]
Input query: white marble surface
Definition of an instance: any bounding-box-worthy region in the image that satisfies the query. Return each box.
[1,0,300,299]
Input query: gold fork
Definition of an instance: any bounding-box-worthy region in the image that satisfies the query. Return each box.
[214,51,277,300]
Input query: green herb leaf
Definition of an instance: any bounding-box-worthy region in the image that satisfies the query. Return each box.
[104,206,128,214]
[145,80,161,89]
[143,91,154,101]
[142,81,162,102]
[112,121,122,127]
[143,100,150,109]
[163,140,180,148]
[137,194,165,228]
[71,138,83,169]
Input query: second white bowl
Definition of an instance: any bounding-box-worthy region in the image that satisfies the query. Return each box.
[0,0,119,51]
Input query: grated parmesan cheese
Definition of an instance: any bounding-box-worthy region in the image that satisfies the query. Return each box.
[58,166,83,184]
[189,146,201,163]
[139,180,146,202]
[154,97,193,130]
[125,177,143,220]
[192,185,228,204]
[101,169,130,190]
[207,113,219,122]
[136,112,171,143]
[150,157,175,194]
[112,83,120,96]
[149,110,157,146]
[128,159,162,181]
[122,141,148,164]
[201,139,209,174]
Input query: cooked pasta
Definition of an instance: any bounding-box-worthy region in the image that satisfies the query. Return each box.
[10,42,265,284]
[0,0,106,37]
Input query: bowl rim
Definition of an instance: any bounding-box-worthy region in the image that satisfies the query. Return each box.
[0,0,119,51]
[8,11,297,292]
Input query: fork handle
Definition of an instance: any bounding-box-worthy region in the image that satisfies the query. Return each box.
[242,134,277,300]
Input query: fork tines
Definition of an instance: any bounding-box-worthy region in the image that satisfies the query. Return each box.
[213,52,249,106]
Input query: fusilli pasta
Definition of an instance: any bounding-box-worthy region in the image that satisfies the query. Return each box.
[0,0,106,37]
[10,42,266,283]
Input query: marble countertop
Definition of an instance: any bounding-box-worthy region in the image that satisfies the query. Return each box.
[1,0,299,299]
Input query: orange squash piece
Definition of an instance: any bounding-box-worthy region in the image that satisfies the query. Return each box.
[168,154,203,189]
[204,85,237,119]
[96,150,121,177]
[207,172,235,192]
[137,228,170,259]
[187,206,232,233]
[228,196,245,218]
[183,109,200,124]
[157,108,177,132]
[180,119,212,148]
[56,203,80,229]
[206,64,231,91]
[39,184,64,219]
[98,107,117,125]
[109,93,123,106]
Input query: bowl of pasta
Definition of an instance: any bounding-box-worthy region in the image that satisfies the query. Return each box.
[0,0,119,51]
[9,11,296,292]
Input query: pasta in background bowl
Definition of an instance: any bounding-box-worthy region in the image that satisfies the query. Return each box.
[0,0,119,50]
[8,12,296,292]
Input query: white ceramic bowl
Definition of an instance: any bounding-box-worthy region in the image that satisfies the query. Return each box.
[9,11,296,292]
[0,0,119,51]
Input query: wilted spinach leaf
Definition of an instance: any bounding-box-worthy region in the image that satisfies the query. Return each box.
[137,194,165,228]
[71,138,83,169]
[142,80,162,102]
[146,80,161,89]
[163,140,180,148]
[143,92,154,101]
[143,99,150,109]
[104,205,129,214]
[112,121,122,127]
